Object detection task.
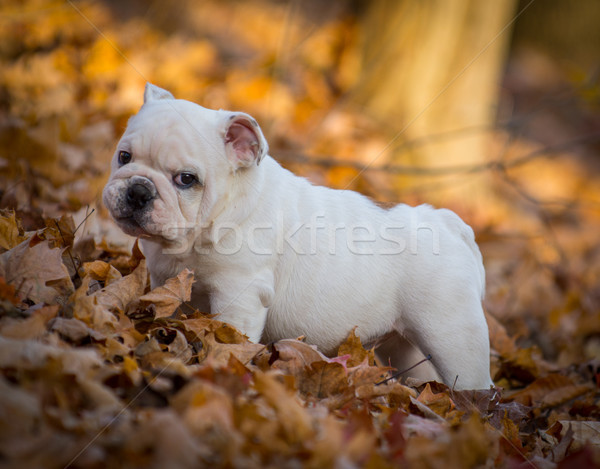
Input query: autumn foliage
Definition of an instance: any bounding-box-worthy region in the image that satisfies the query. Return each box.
[1,1,600,468]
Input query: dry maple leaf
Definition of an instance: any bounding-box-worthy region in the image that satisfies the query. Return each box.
[253,338,330,374]
[0,276,20,305]
[178,316,249,345]
[91,259,147,314]
[253,371,315,444]
[337,327,375,367]
[81,260,122,285]
[41,214,76,249]
[0,210,27,251]
[0,305,58,340]
[299,361,349,398]
[48,316,105,344]
[72,276,119,332]
[199,331,264,368]
[139,268,194,318]
[0,238,74,304]
[417,383,456,418]
[507,373,593,408]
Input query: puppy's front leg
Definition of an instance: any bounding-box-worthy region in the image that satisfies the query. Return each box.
[210,277,273,343]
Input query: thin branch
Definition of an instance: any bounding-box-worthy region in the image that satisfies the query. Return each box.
[275,132,600,177]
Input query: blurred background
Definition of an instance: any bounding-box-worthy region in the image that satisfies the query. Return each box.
[0,0,599,377]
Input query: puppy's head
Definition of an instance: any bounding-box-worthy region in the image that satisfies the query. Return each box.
[103,83,268,243]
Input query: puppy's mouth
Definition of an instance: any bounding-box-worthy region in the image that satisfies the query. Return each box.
[114,214,150,237]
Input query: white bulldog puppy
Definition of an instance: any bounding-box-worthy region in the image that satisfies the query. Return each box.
[103,83,493,389]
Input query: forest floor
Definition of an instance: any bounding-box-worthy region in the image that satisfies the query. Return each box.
[1,1,600,467]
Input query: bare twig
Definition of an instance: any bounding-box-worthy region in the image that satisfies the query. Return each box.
[375,354,432,386]
[276,132,600,178]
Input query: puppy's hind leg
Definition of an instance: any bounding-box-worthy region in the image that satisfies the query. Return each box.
[375,332,441,384]
[399,298,493,390]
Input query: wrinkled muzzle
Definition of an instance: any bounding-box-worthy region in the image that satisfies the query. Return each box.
[103,175,158,237]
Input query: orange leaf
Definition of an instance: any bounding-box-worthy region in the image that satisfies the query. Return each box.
[254,371,315,443]
[0,210,27,251]
[0,239,74,304]
[337,327,375,367]
[417,383,455,418]
[299,361,348,398]
[508,374,593,408]
[82,260,122,285]
[139,268,194,318]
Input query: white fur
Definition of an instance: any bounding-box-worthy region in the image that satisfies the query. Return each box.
[103,84,493,389]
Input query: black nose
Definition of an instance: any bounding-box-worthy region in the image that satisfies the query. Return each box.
[126,183,154,210]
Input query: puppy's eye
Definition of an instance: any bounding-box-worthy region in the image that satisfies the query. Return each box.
[174,172,199,188]
[118,151,132,165]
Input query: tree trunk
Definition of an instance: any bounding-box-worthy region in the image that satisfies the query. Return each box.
[354,0,517,211]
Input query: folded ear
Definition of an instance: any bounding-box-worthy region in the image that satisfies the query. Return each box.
[144,83,175,103]
[224,113,268,169]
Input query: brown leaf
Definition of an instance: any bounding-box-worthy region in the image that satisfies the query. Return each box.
[0,276,20,305]
[171,379,237,448]
[92,259,147,314]
[0,335,103,376]
[253,371,315,443]
[347,360,390,387]
[411,414,496,468]
[337,327,375,367]
[178,316,249,345]
[81,260,122,285]
[72,276,119,332]
[0,239,74,304]
[485,311,518,357]
[355,381,416,407]
[41,214,76,249]
[199,332,264,368]
[417,383,455,418]
[48,316,106,344]
[139,268,194,318]
[299,360,348,398]
[0,305,58,339]
[150,327,192,363]
[499,412,525,459]
[558,421,600,452]
[495,347,541,384]
[254,338,330,374]
[0,210,27,252]
[507,374,593,408]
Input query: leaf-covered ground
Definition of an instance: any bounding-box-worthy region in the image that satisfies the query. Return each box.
[1,1,600,468]
[0,212,599,468]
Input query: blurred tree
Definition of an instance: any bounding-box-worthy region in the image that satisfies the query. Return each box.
[353,0,518,208]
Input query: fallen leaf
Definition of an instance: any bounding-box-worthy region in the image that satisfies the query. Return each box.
[0,239,74,304]
[0,335,103,376]
[41,214,76,249]
[72,276,119,332]
[0,305,58,339]
[170,379,238,454]
[48,316,106,344]
[337,327,375,367]
[92,260,147,314]
[0,276,20,305]
[508,374,592,408]
[0,210,27,251]
[81,260,122,285]
[557,421,600,451]
[299,360,348,398]
[199,331,264,368]
[254,338,330,374]
[139,268,194,318]
[417,383,455,418]
[254,371,315,444]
